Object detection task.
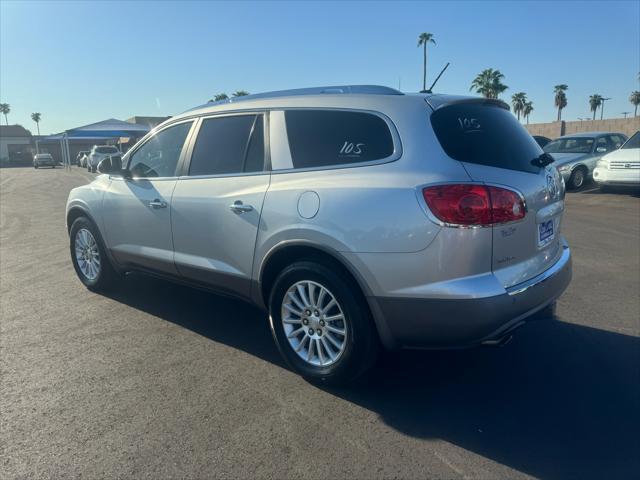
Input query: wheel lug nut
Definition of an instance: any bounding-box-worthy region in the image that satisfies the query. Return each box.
[319,320,325,327]
[302,318,308,325]
[305,310,311,316]
[308,328,314,335]
[317,329,322,336]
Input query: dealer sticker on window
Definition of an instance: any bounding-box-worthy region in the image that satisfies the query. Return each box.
[538,219,555,247]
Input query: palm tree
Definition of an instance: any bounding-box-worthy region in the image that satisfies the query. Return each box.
[208,93,229,102]
[511,92,527,121]
[523,101,534,124]
[589,94,603,120]
[554,85,568,121]
[0,103,10,125]
[232,90,249,97]
[470,69,508,99]
[630,91,640,117]
[417,32,436,92]
[31,112,42,135]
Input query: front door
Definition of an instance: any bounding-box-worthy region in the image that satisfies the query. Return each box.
[171,113,269,298]
[102,120,194,275]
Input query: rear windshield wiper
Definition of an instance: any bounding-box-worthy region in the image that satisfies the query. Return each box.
[531,152,555,168]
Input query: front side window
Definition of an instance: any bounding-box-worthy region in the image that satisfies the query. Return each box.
[596,137,609,152]
[128,122,192,178]
[188,115,264,176]
[622,131,640,149]
[284,110,394,169]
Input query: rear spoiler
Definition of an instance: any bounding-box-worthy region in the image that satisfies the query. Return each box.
[425,96,510,112]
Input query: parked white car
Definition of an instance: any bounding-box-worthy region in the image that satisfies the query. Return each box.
[593,131,640,190]
[87,145,121,173]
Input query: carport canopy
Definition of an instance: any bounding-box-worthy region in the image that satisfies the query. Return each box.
[43,119,152,166]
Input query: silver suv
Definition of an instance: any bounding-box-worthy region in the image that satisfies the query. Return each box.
[66,86,572,384]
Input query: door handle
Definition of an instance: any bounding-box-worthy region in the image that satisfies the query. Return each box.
[229,200,254,213]
[148,199,167,209]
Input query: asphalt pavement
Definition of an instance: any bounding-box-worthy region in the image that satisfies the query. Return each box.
[1,166,639,479]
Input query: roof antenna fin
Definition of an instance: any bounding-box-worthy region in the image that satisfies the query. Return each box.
[421,62,450,94]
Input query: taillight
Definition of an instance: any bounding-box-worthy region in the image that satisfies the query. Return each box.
[422,184,525,226]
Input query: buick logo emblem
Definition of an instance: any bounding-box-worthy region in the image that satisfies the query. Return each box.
[625,163,631,169]
[546,174,557,198]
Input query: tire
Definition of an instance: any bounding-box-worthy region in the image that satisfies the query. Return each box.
[70,216,119,292]
[268,261,378,385]
[568,167,586,189]
[34,164,38,169]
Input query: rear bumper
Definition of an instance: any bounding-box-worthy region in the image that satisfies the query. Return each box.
[593,167,640,186]
[371,241,572,349]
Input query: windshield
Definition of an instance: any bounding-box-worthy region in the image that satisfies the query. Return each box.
[95,146,118,154]
[544,137,594,154]
[621,132,639,149]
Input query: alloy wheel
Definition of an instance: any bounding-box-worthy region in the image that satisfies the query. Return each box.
[74,228,101,280]
[281,280,348,367]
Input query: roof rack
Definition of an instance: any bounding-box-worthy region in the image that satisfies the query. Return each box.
[190,85,403,112]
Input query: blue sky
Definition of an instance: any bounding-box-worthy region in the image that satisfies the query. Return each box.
[1,0,638,134]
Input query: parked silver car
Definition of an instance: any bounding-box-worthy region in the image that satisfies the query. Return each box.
[87,145,121,173]
[33,153,56,168]
[544,132,627,189]
[66,86,572,384]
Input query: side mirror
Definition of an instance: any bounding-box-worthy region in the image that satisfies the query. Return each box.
[596,146,607,153]
[97,155,123,175]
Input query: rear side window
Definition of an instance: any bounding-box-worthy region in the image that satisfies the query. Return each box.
[431,103,542,174]
[189,115,264,176]
[285,110,394,169]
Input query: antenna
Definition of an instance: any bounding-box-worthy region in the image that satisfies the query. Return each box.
[422,62,450,94]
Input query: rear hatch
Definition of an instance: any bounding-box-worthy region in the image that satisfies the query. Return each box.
[429,99,565,288]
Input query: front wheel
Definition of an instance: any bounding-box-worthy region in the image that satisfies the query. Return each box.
[70,217,118,291]
[268,261,378,385]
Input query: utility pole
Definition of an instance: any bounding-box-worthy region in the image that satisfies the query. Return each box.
[600,97,611,120]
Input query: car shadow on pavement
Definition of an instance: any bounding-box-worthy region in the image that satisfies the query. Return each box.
[105,273,639,480]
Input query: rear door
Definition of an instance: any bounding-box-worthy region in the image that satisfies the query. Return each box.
[430,101,564,288]
[171,113,269,299]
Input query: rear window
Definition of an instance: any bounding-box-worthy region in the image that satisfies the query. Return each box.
[95,146,118,154]
[431,102,542,174]
[285,110,394,169]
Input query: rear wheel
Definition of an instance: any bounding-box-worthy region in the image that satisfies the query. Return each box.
[70,217,118,291]
[268,261,378,385]
[568,167,586,189]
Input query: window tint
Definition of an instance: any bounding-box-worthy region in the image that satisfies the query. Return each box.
[284,110,394,169]
[189,115,263,176]
[128,122,192,178]
[432,103,542,174]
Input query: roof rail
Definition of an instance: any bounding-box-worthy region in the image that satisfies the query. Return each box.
[190,85,403,112]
